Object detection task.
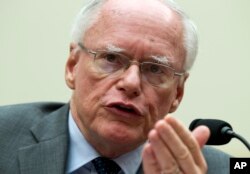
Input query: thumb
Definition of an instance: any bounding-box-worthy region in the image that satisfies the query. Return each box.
[192,125,210,148]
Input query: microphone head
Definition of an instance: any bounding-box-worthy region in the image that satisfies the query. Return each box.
[189,119,233,145]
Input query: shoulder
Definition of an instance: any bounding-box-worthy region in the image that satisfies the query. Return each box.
[0,102,66,113]
[202,146,230,174]
[0,102,67,131]
[0,102,66,118]
[0,102,68,173]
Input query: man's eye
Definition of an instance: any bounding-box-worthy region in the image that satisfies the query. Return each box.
[105,53,119,63]
[149,64,164,74]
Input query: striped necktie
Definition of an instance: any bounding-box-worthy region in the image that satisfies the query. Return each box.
[92,157,121,174]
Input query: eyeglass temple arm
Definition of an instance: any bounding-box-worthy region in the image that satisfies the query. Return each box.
[174,72,185,76]
[78,42,86,50]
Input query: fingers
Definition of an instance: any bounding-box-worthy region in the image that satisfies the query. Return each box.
[142,143,160,174]
[142,135,179,174]
[142,116,208,174]
[149,129,178,171]
[155,119,198,173]
[192,125,210,148]
[163,117,208,172]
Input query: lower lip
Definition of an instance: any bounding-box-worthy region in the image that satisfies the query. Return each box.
[105,106,142,119]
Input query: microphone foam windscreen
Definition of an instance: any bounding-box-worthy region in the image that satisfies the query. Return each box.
[189,119,233,145]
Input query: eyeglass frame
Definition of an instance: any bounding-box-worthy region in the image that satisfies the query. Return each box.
[77,42,185,87]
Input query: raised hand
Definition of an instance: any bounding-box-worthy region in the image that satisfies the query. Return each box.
[142,116,210,174]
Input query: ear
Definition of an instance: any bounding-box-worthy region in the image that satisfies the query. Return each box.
[169,72,189,113]
[65,42,80,90]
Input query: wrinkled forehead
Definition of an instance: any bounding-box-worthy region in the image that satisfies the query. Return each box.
[83,0,185,69]
[84,0,184,47]
[100,0,181,28]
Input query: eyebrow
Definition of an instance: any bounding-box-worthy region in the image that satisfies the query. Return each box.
[150,55,170,65]
[106,44,125,52]
[104,44,171,65]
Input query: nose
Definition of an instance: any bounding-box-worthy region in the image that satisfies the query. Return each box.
[116,65,142,98]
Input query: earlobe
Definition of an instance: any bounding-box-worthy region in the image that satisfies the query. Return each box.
[169,99,180,113]
[65,43,79,90]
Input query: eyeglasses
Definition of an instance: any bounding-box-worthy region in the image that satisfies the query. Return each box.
[78,42,184,88]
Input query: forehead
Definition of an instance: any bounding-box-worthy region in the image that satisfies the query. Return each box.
[84,0,185,68]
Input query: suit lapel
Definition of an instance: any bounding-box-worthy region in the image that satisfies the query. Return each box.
[18,104,69,174]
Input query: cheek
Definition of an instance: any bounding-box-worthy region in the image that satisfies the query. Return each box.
[73,61,107,116]
[74,59,108,98]
[73,60,121,118]
[145,87,176,122]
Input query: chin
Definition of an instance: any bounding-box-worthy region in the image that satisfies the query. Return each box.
[93,123,145,157]
[102,122,143,146]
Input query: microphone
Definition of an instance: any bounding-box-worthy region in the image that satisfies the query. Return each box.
[189,119,250,151]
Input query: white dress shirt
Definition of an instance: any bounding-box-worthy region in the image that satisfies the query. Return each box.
[66,111,143,174]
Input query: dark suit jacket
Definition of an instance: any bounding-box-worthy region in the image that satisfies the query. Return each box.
[0,102,230,174]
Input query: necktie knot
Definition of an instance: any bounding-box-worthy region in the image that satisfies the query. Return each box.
[92,157,121,174]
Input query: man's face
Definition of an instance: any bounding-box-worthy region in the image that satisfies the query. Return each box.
[66,0,187,157]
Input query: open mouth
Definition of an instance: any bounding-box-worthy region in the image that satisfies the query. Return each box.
[106,103,142,116]
[115,104,136,113]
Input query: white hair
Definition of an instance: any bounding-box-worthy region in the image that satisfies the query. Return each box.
[71,0,104,43]
[71,0,198,71]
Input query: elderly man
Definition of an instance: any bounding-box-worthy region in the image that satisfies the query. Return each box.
[0,0,230,174]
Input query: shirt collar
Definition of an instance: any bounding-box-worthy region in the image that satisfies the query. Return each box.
[66,111,143,174]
